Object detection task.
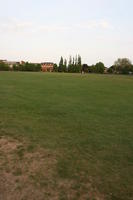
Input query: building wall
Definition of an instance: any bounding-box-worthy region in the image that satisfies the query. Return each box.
[4,61,20,68]
[41,63,54,72]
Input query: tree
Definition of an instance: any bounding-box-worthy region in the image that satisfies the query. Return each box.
[59,55,82,73]
[53,63,58,72]
[68,56,72,72]
[63,59,67,72]
[0,62,10,71]
[77,55,82,72]
[34,64,41,72]
[95,62,105,73]
[107,66,115,74]
[72,57,75,66]
[78,55,81,66]
[58,57,64,72]
[88,65,95,73]
[131,65,133,73]
[13,64,19,71]
[82,64,88,73]
[114,58,132,74]
[16,62,41,72]
[75,55,78,66]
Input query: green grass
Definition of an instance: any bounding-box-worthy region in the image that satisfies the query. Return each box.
[0,72,133,199]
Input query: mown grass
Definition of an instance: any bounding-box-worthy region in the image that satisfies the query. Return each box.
[0,72,133,199]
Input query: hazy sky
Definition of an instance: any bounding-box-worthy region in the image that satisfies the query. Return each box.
[0,0,133,66]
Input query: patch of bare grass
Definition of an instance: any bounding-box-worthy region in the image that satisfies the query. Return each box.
[0,136,104,200]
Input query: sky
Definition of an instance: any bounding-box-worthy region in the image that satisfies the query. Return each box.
[0,0,133,66]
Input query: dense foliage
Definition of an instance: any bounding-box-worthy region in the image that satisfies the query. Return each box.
[13,62,41,72]
[57,55,82,73]
[107,58,133,74]
[0,62,10,71]
[0,57,133,74]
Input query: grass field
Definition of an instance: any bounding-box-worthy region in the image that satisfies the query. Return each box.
[0,72,133,200]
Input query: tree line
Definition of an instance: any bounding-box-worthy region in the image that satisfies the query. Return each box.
[0,57,133,74]
[13,62,41,72]
[0,62,41,72]
[54,57,133,74]
[53,55,82,73]
[107,58,133,74]
[54,55,105,74]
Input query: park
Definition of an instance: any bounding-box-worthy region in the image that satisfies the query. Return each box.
[0,72,133,199]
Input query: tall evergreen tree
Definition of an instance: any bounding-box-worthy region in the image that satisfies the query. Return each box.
[71,57,75,72]
[59,55,82,73]
[58,56,64,72]
[72,57,75,65]
[68,56,72,72]
[74,55,78,72]
[75,55,78,66]
[78,55,81,66]
[64,59,67,72]
[77,55,82,72]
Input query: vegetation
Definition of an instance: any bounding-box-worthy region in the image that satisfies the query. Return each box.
[94,62,105,73]
[53,63,58,72]
[13,62,41,72]
[0,57,133,75]
[83,62,105,74]
[57,55,82,73]
[0,61,10,71]
[55,57,133,74]
[0,72,133,199]
[108,58,133,74]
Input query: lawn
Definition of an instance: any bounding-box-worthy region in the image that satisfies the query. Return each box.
[0,72,133,200]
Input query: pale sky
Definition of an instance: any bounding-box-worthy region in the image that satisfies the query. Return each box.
[0,0,133,66]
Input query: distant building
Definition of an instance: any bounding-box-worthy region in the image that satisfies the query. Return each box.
[41,62,54,72]
[0,60,7,63]
[6,61,20,68]
[0,59,54,71]
[20,61,25,65]
[0,60,20,68]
